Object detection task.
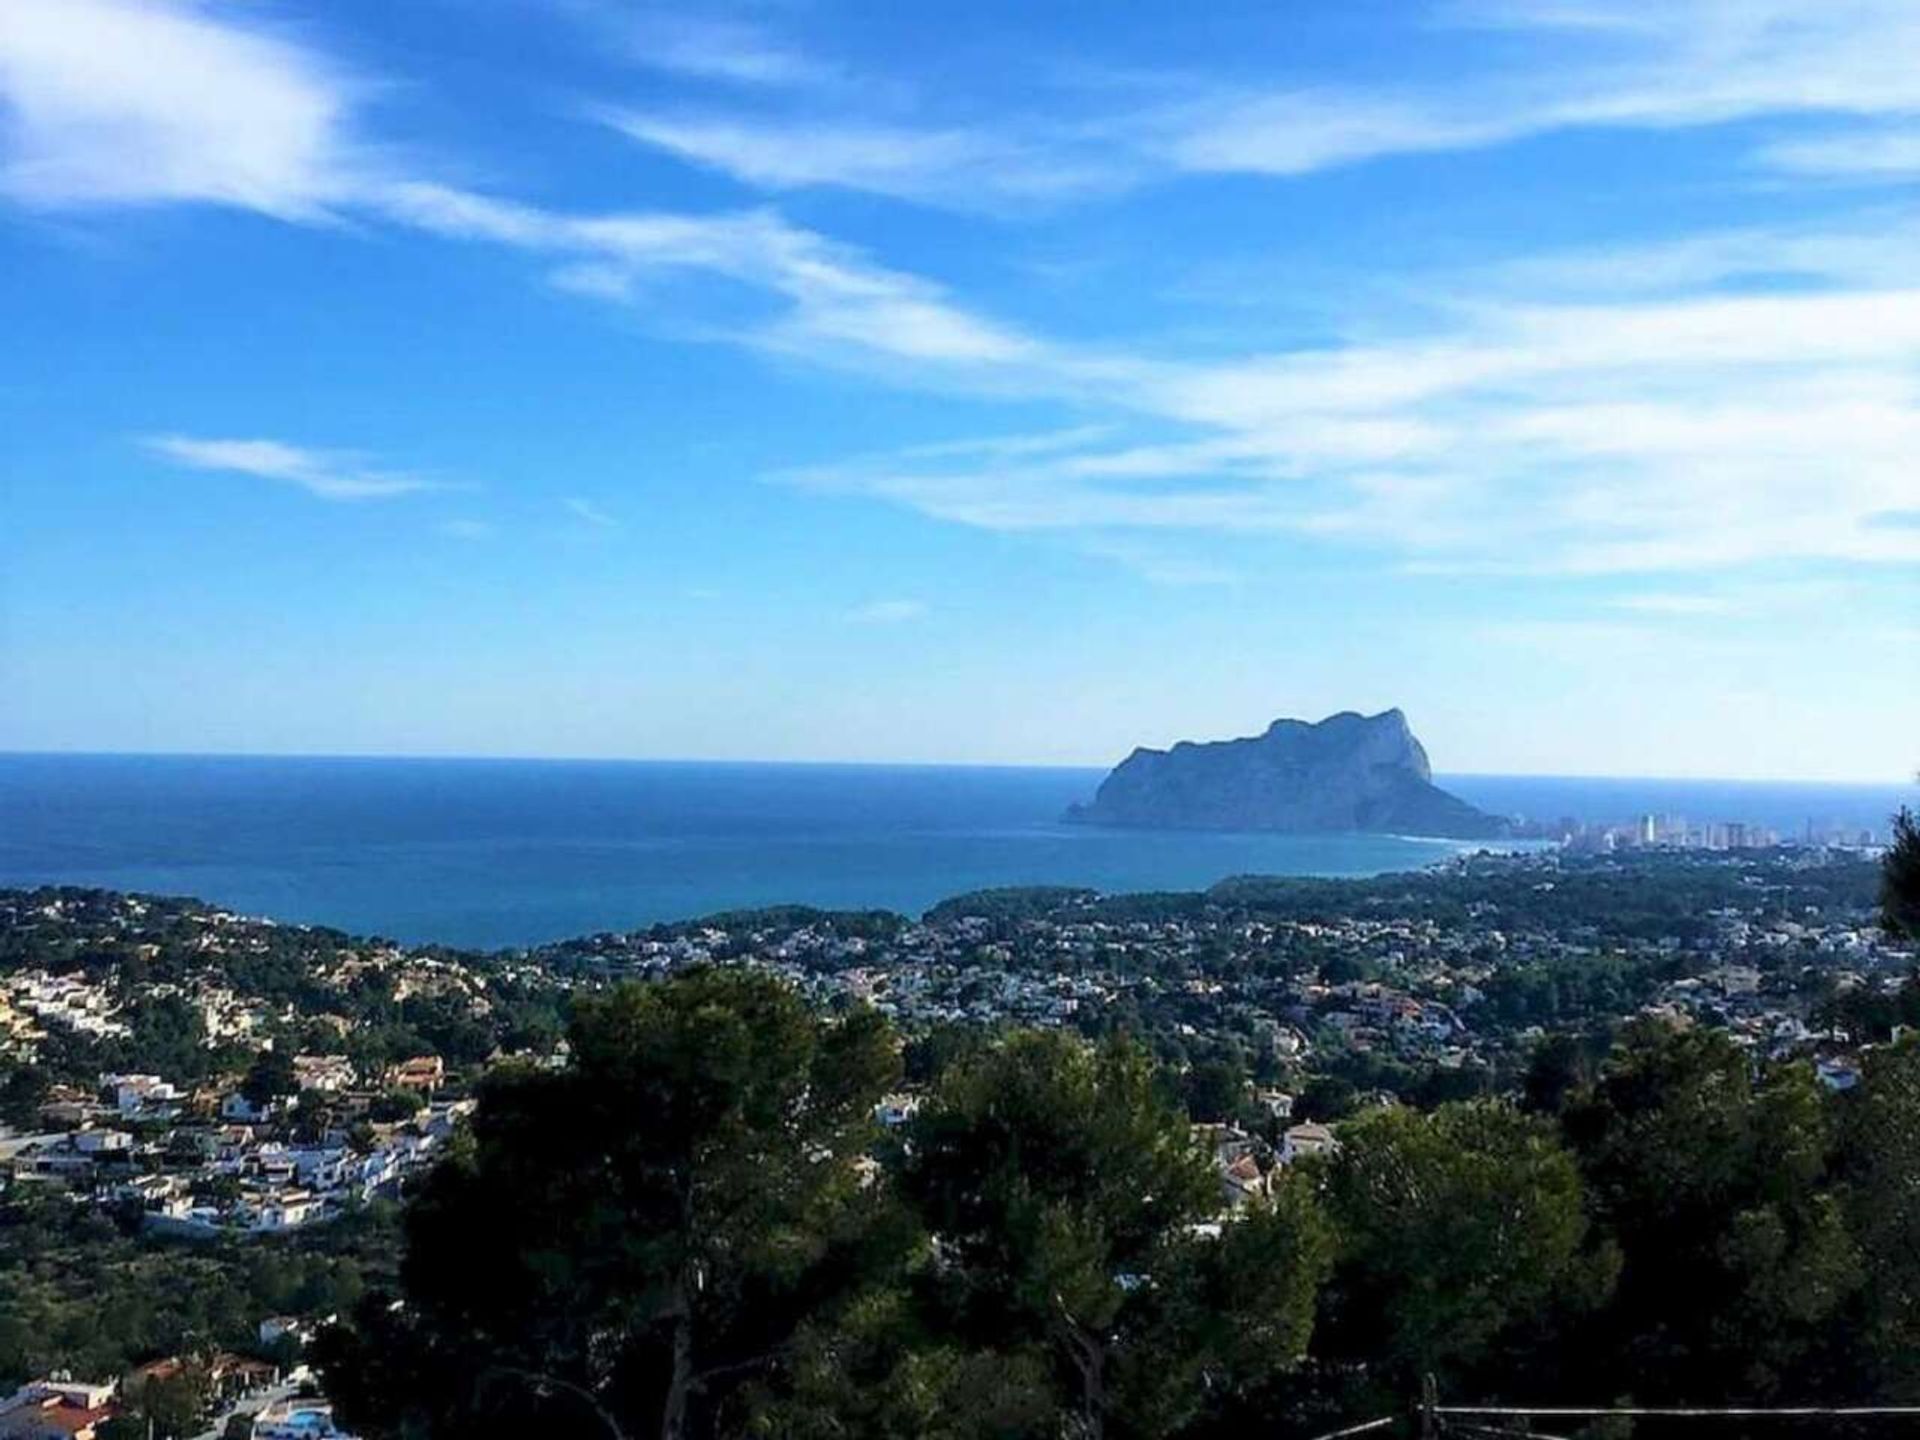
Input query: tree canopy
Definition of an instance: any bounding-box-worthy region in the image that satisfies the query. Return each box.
[320,969,903,1440]
[895,1030,1328,1440]
[1885,807,1920,938]
[315,967,1920,1439]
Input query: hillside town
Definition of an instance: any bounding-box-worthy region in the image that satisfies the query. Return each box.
[3,848,1905,1215]
[0,844,1907,1437]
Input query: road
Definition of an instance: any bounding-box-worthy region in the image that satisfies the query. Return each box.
[189,1378,303,1440]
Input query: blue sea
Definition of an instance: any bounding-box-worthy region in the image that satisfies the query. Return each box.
[0,755,1907,948]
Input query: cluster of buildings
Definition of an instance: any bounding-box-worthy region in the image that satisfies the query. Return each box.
[4,1065,471,1235]
[0,891,558,1074]
[535,850,1906,1098]
[0,1374,355,1440]
[0,972,130,1054]
[1558,813,1885,854]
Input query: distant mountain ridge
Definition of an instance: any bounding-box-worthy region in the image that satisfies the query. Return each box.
[1065,709,1509,839]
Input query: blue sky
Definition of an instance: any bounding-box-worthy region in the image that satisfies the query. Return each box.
[0,0,1915,779]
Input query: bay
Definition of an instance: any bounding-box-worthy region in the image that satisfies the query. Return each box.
[0,754,1905,948]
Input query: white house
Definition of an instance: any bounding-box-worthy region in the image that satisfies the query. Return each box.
[1277,1122,1339,1167]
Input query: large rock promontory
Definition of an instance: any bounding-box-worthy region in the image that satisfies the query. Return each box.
[1065,709,1507,839]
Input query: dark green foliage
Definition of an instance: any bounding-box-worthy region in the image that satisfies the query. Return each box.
[1318,1101,1612,1387]
[241,1047,298,1108]
[900,1020,994,1086]
[320,969,904,1440]
[895,1031,1329,1440]
[1480,949,1686,1027]
[1562,1023,1861,1400]
[1181,1056,1246,1123]
[1293,1074,1358,1122]
[367,1088,426,1123]
[0,1187,392,1390]
[1885,807,1920,938]
[0,1060,50,1128]
[1813,968,1920,1044]
[287,1000,1920,1437]
[1836,1039,1920,1396]
[923,888,1096,925]
[120,1360,213,1439]
[750,1286,1056,1440]
[1521,1030,1607,1114]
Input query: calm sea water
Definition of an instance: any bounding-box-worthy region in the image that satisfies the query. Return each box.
[0,755,1907,948]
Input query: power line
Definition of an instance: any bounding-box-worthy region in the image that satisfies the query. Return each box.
[1301,1415,1400,1440]
[1302,1388,1920,1440]
[1437,1408,1920,1420]
[1445,1420,1580,1440]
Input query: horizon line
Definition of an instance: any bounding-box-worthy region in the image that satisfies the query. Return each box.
[0,747,1911,790]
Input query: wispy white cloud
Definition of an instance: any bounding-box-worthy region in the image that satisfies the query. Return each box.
[606,112,973,189]
[563,496,620,529]
[1158,0,1920,179]
[590,0,1920,211]
[600,110,1125,210]
[1757,126,1920,181]
[894,425,1118,463]
[776,269,1920,576]
[371,180,1042,370]
[846,598,928,624]
[0,0,366,216]
[1151,90,1510,176]
[1606,592,1741,617]
[1599,578,1860,620]
[438,518,495,540]
[1075,537,1243,587]
[1480,215,1920,296]
[144,435,435,500]
[621,15,832,89]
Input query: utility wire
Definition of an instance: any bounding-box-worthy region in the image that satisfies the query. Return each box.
[1300,1392,1920,1440]
[1444,1420,1580,1440]
[1299,1415,1401,1440]
[1438,1408,1920,1420]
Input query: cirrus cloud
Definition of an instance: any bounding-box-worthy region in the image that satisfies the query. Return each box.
[144,435,436,501]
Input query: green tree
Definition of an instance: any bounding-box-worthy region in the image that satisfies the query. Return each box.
[122,1362,213,1440]
[753,1287,1056,1440]
[896,1031,1328,1440]
[241,1047,298,1109]
[1520,1032,1602,1115]
[1293,1075,1357,1123]
[1318,1100,1610,1388]
[318,969,903,1440]
[367,1088,425,1124]
[1884,807,1920,938]
[1838,1037,1920,1396]
[1182,1057,1246,1124]
[0,1061,49,1129]
[1564,1023,1861,1399]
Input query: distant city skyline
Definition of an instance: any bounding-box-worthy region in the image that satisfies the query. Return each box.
[1,1,1915,781]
